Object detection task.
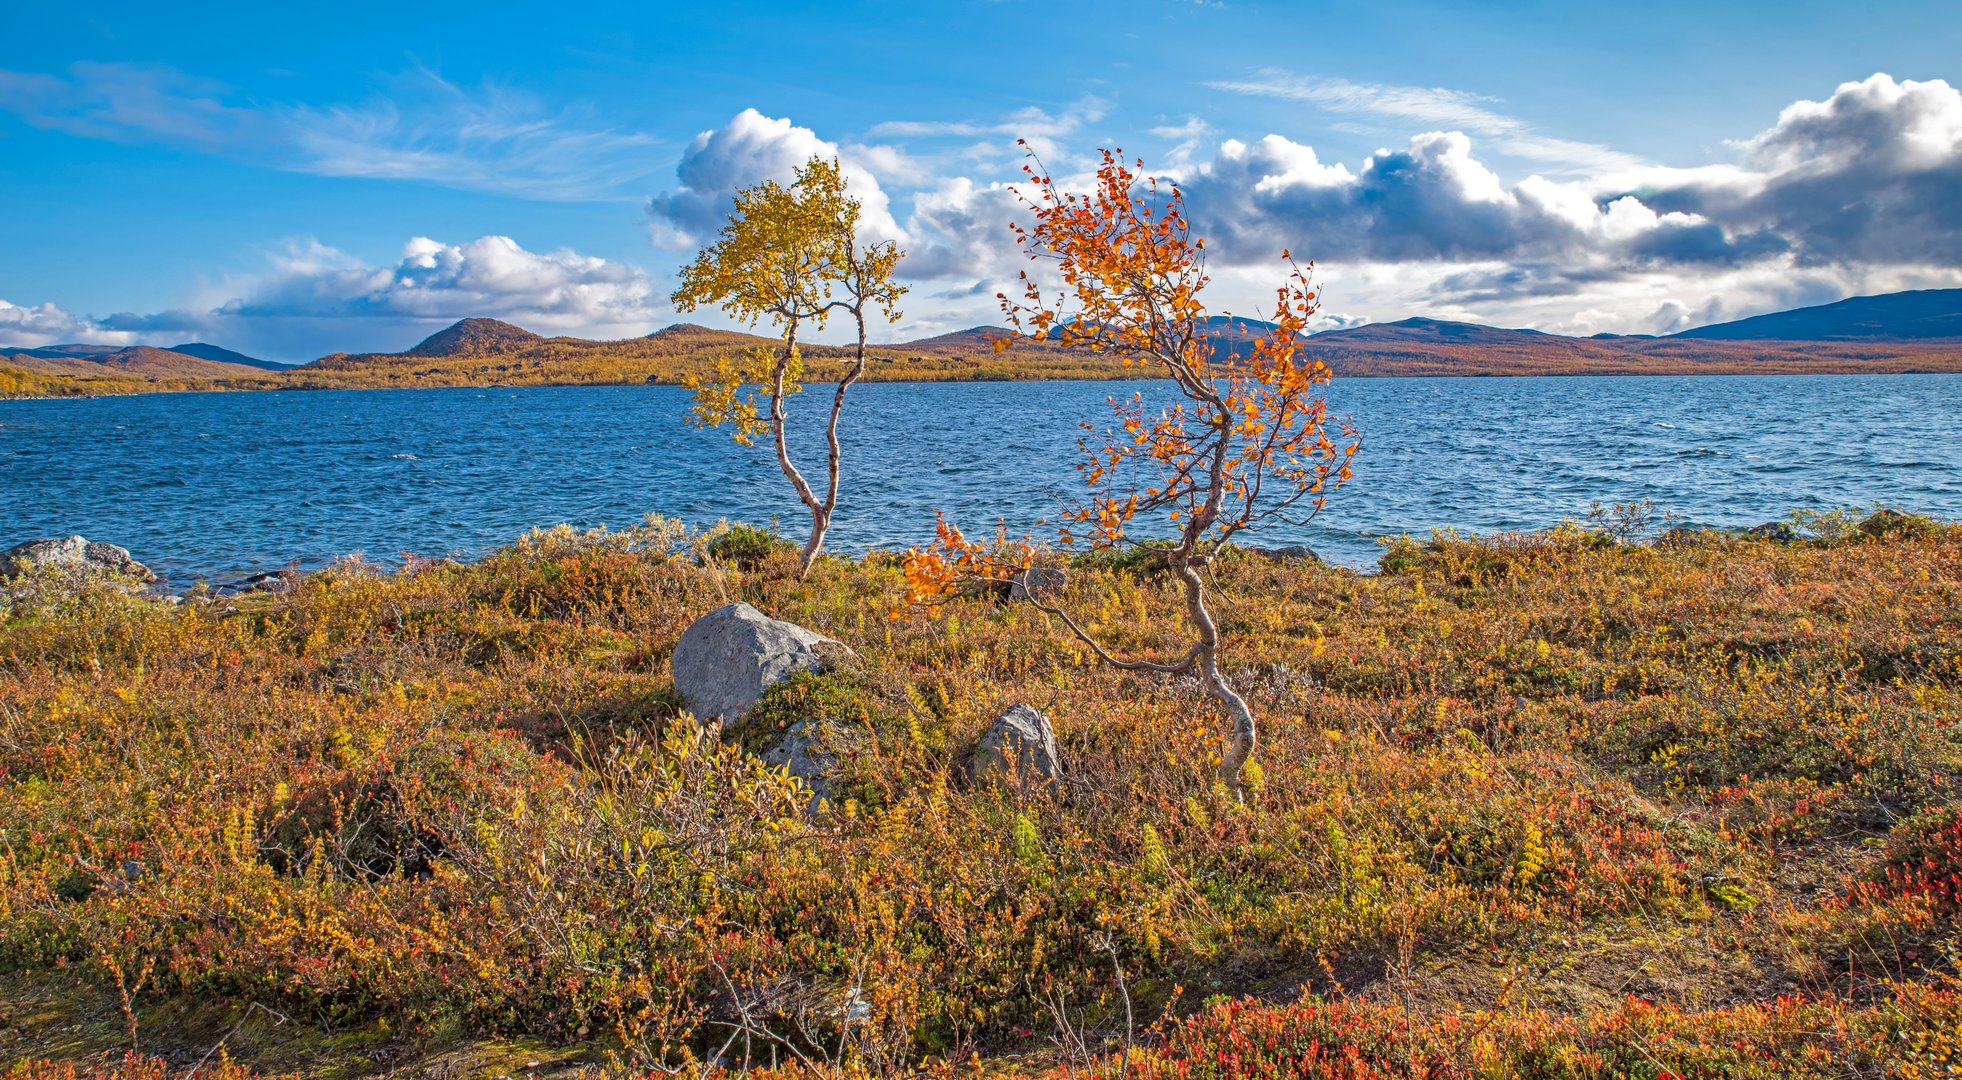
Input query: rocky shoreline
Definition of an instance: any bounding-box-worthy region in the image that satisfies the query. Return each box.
[5,509,1933,605]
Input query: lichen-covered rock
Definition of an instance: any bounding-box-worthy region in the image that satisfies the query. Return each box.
[1248,544,1319,563]
[968,704,1062,790]
[762,718,842,802]
[1009,567,1069,601]
[1859,508,1931,539]
[671,602,850,725]
[2,535,156,583]
[1745,521,1798,542]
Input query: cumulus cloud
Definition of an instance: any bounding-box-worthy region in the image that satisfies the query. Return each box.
[1171,131,1731,269]
[218,235,655,327]
[1642,73,1962,266]
[646,109,902,248]
[900,178,1033,289]
[0,62,659,200]
[2,237,660,361]
[0,299,136,348]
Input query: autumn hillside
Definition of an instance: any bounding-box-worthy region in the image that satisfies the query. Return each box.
[1308,321,1962,377]
[282,319,1123,389]
[0,344,287,396]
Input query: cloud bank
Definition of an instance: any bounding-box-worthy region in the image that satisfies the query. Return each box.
[2,237,660,361]
[638,75,1961,338]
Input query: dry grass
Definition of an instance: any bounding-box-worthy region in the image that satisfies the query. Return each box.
[2,512,1958,1076]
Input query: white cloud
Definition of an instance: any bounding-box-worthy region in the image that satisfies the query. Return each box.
[0,299,137,348]
[1169,131,1723,269]
[216,235,657,329]
[646,108,903,248]
[5,236,661,361]
[865,96,1113,174]
[901,177,1032,285]
[0,62,659,201]
[1644,73,1962,266]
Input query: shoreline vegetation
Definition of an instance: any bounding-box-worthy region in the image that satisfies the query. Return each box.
[4,508,1960,1076]
[7,318,1962,400]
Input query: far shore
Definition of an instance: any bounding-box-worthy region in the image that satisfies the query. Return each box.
[9,358,1962,402]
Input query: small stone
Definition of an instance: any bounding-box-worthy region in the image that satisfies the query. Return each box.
[761,718,841,801]
[234,571,291,594]
[1859,508,1926,538]
[968,704,1062,790]
[1745,521,1798,542]
[1009,567,1069,601]
[1248,544,1320,562]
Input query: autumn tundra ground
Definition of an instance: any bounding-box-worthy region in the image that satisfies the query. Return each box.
[2,512,1960,1077]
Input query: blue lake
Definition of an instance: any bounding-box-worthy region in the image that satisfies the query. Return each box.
[4,375,1960,586]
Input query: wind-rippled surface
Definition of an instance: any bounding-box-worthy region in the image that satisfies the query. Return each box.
[3,375,1959,586]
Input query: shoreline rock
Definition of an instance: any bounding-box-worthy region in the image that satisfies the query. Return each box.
[2,535,156,585]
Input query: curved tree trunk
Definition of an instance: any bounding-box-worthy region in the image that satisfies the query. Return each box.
[768,321,828,578]
[799,301,868,577]
[1173,556,1257,795]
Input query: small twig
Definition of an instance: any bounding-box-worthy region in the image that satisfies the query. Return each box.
[1095,932,1136,1080]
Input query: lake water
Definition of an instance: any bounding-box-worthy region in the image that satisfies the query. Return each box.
[4,375,1960,587]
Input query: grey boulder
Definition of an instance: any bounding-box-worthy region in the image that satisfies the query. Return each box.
[968,704,1062,789]
[2,535,155,583]
[670,602,849,725]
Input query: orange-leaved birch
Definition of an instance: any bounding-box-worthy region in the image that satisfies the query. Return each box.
[903,147,1359,794]
[672,157,905,576]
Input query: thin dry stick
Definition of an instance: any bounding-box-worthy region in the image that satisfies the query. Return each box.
[1095,931,1135,1080]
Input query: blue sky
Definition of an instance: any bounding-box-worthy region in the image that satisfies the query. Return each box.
[3,0,1959,361]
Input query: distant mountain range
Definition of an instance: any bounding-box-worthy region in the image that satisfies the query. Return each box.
[0,341,286,378]
[5,289,1961,395]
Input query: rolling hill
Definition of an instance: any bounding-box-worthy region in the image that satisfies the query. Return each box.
[1673,288,1962,342]
[1316,316,1553,347]
[3,344,127,361]
[404,318,546,357]
[1282,293,1962,375]
[166,342,287,370]
[1,345,273,379]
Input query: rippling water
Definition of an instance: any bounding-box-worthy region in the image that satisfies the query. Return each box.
[3,375,1959,586]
